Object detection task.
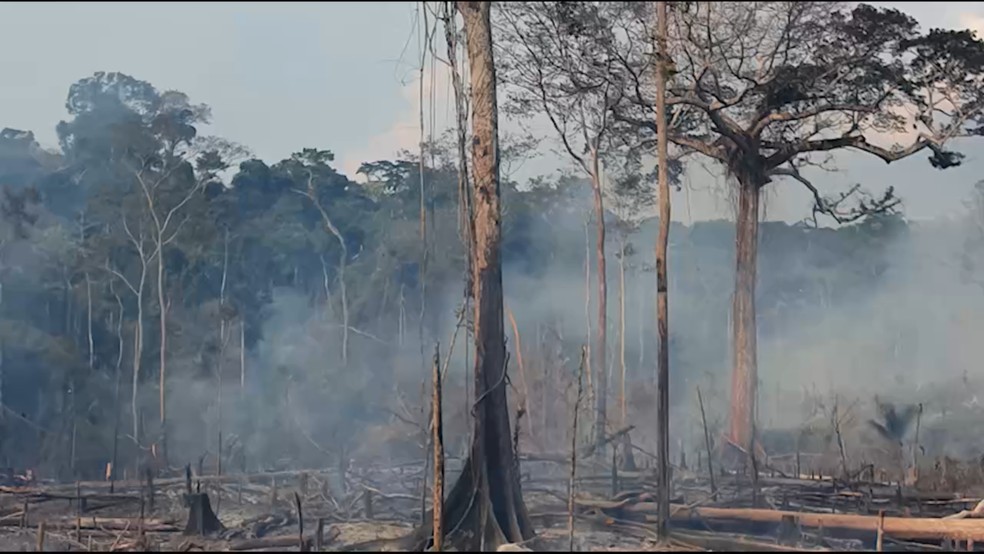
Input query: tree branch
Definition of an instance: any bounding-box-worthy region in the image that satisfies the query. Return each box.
[769,165,900,226]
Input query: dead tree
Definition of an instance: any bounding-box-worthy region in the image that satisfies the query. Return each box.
[496,1,625,446]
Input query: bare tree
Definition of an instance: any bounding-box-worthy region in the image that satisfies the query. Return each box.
[496,1,625,447]
[129,132,241,466]
[105,213,153,450]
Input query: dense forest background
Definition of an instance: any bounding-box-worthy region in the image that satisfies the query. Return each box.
[0,72,981,482]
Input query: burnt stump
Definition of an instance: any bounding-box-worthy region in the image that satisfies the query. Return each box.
[183,493,225,536]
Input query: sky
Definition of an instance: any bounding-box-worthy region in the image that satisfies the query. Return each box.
[0,1,983,224]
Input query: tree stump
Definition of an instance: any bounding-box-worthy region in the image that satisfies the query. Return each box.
[183,493,224,536]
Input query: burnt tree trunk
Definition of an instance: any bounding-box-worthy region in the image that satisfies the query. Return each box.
[728,171,761,455]
[183,493,224,536]
[410,2,534,550]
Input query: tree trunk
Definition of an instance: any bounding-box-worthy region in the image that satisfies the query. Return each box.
[217,230,229,476]
[111,286,125,488]
[240,321,246,392]
[618,233,636,471]
[431,346,444,552]
[86,273,94,371]
[411,3,534,549]
[654,0,672,541]
[304,180,349,366]
[133,270,146,447]
[582,220,594,427]
[418,20,430,377]
[728,174,760,455]
[156,246,168,466]
[589,157,607,449]
[618,234,626,430]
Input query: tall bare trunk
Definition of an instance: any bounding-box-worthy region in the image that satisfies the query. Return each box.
[618,234,627,428]
[414,3,533,548]
[216,231,229,478]
[445,1,473,299]
[638,276,645,372]
[590,154,608,448]
[111,285,124,487]
[617,232,636,470]
[418,5,430,373]
[728,174,760,454]
[240,322,245,392]
[654,0,672,540]
[156,243,168,465]
[582,219,594,418]
[133,269,146,446]
[431,345,444,552]
[303,179,349,366]
[86,273,93,371]
[445,3,475,444]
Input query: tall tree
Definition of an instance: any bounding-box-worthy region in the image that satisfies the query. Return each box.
[653,0,672,541]
[606,2,984,452]
[413,2,533,549]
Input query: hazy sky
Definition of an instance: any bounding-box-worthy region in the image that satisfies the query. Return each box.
[1,1,983,223]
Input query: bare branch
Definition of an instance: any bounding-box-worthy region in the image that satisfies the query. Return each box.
[769,165,900,226]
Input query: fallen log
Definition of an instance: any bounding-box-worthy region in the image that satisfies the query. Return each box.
[0,517,177,532]
[673,530,830,552]
[0,516,177,532]
[228,535,314,551]
[943,499,984,520]
[0,468,342,495]
[620,503,984,542]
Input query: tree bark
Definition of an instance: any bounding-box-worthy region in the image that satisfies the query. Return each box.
[654,0,672,541]
[728,174,760,454]
[411,3,534,549]
[589,155,608,449]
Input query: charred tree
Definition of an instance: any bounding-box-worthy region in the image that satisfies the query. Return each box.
[410,2,534,550]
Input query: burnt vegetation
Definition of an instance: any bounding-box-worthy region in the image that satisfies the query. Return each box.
[0,1,983,551]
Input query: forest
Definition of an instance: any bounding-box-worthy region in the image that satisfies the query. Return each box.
[1,1,984,552]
